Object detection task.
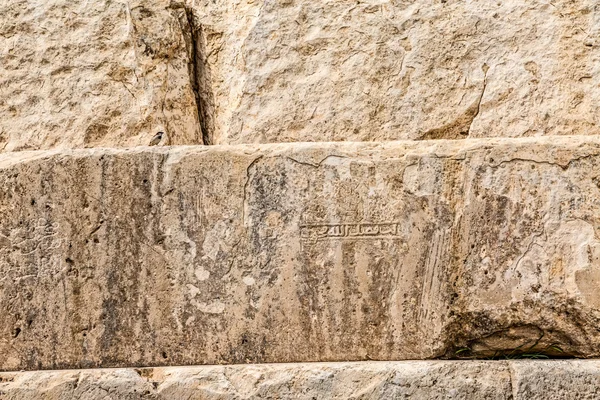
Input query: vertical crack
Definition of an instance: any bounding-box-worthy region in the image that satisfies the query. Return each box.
[419,63,489,140]
[507,361,518,400]
[177,5,215,145]
[467,63,489,136]
[242,156,264,227]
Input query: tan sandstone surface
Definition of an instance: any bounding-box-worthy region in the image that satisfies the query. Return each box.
[3,0,600,150]
[174,0,600,143]
[0,361,512,399]
[3,361,600,399]
[0,136,600,370]
[5,0,600,397]
[0,0,203,151]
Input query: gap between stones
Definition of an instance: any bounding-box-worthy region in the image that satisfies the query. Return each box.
[445,324,579,361]
[177,5,214,145]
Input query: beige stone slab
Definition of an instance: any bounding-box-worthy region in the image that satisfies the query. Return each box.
[510,360,600,399]
[0,0,202,151]
[4,361,600,399]
[4,1,600,149]
[192,0,600,143]
[1,137,600,369]
[0,361,512,399]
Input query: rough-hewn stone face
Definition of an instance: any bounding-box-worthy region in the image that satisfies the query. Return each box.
[3,0,600,150]
[3,361,600,399]
[509,360,600,399]
[0,0,202,151]
[0,362,512,399]
[193,0,600,144]
[0,137,599,370]
[5,0,600,395]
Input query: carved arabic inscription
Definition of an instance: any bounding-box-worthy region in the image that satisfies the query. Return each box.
[300,223,401,244]
[0,218,64,281]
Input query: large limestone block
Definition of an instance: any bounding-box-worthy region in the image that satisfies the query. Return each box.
[0,0,202,151]
[4,361,600,399]
[192,0,600,143]
[4,0,599,148]
[3,137,600,369]
[0,361,512,399]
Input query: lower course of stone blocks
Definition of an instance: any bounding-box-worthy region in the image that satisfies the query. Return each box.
[3,137,600,369]
[2,361,600,399]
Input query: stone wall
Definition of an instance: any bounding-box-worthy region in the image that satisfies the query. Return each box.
[2,0,600,398]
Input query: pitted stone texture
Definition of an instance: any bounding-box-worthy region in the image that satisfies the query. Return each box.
[0,0,202,151]
[4,361,600,399]
[4,0,600,148]
[3,138,600,369]
[192,0,600,143]
[510,360,600,399]
[0,362,511,399]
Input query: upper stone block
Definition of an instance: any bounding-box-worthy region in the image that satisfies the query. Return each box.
[194,0,600,143]
[2,0,600,149]
[0,0,202,151]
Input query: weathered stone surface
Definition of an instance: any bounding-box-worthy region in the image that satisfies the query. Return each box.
[192,0,600,143]
[510,360,600,399]
[0,361,512,399]
[4,1,600,148]
[3,137,600,369]
[0,0,202,151]
[5,361,600,399]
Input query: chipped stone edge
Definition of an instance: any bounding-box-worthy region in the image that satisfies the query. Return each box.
[1,134,600,169]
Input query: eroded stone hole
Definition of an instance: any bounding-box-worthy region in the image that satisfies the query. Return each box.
[134,368,154,380]
[447,325,579,360]
[12,327,21,338]
[450,346,576,360]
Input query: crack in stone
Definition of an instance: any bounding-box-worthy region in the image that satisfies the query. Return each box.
[177,6,214,145]
[285,154,349,168]
[490,153,600,170]
[512,228,546,273]
[507,361,517,400]
[242,156,264,227]
[467,65,488,136]
[419,64,488,140]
